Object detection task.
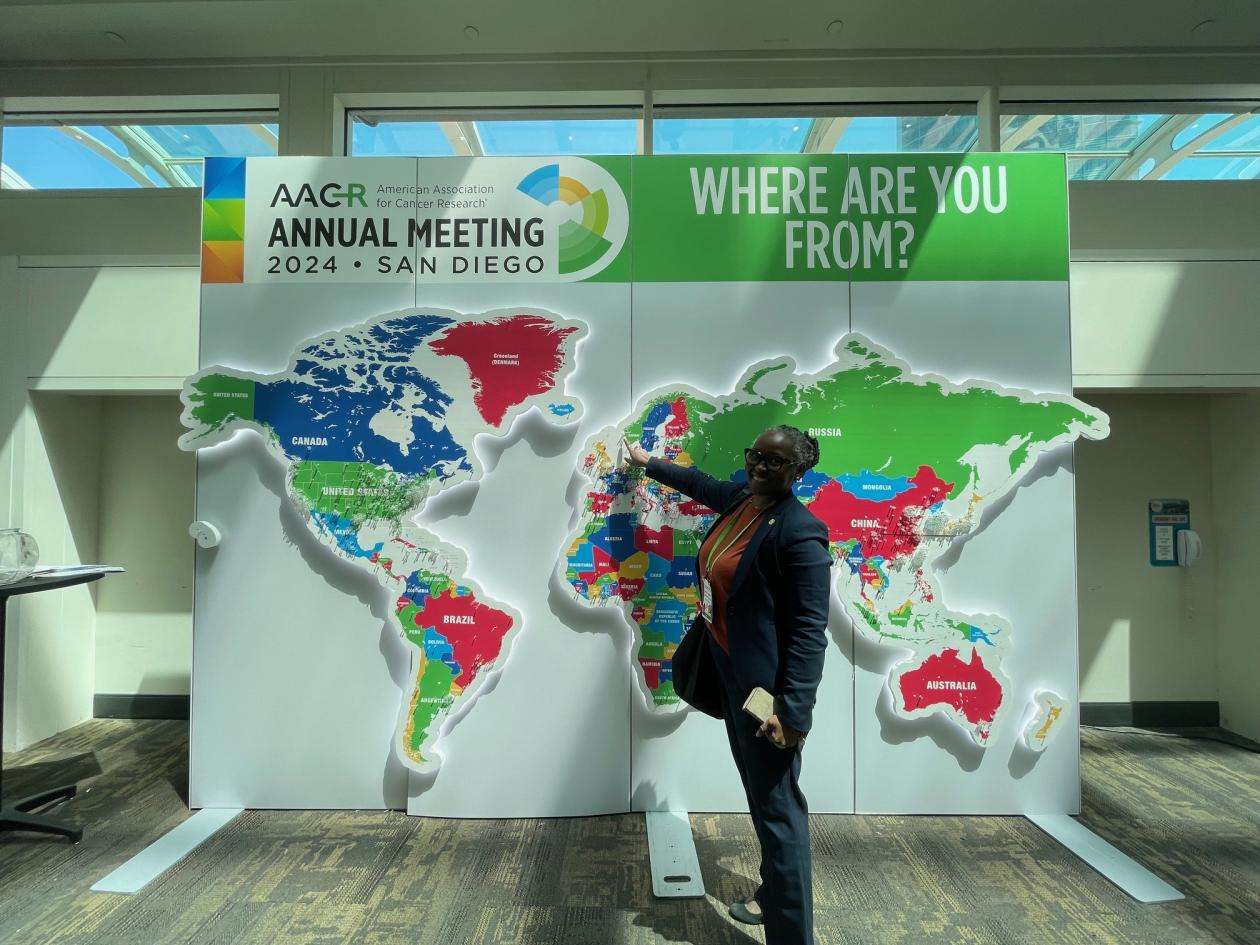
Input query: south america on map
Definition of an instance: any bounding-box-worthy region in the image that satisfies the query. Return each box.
[562,334,1109,745]
[180,307,586,771]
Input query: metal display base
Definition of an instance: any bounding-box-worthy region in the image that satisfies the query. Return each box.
[93,808,242,894]
[0,784,82,843]
[1028,814,1184,904]
[645,810,706,899]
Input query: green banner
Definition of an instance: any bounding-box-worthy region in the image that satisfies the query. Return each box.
[629,153,1068,283]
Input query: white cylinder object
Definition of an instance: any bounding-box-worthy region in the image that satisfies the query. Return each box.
[189,521,223,549]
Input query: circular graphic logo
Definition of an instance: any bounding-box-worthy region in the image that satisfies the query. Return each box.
[516,158,629,281]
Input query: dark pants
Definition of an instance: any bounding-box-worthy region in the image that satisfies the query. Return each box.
[711,637,814,945]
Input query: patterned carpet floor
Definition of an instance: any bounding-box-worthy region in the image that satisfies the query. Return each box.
[1,721,1257,945]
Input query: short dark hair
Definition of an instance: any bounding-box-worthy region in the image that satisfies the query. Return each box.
[768,425,820,471]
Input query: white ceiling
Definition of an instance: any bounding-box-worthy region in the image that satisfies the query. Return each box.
[0,0,1258,64]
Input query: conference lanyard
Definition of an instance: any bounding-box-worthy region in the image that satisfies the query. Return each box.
[702,501,764,579]
[699,502,764,624]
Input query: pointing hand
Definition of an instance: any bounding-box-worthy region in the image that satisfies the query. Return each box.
[624,437,651,468]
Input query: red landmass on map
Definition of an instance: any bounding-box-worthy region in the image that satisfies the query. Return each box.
[664,397,690,437]
[618,577,645,601]
[678,499,714,517]
[578,545,618,585]
[635,523,674,560]
[898,647,1003,728]
[588,491,614,514]
[808,464,953,561]
[428,314,578,426]
[413,589,514,689]
[640,658,662,689]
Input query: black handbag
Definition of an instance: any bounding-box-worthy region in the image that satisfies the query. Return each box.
[670,621,723,719]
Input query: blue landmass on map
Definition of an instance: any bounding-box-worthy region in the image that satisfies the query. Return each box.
[254,377,471,478]
[835,469,914,500]
[312,510,384,558]
[300,315,455,363]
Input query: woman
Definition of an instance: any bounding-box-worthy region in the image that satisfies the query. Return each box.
[627,424,831,945]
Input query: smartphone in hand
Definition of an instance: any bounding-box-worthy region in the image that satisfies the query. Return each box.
[741,686,776,724]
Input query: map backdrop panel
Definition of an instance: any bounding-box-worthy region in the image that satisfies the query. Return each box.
[188,153,1100,815]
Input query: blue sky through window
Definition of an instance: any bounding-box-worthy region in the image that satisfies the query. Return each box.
[1,121,278,188]
[654,118,810,154]
[351,121,457,157]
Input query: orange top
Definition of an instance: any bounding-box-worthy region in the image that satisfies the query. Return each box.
[697,499,765,652]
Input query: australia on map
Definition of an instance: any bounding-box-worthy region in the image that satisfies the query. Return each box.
[179,307,586,772]
[562,334,1109,747]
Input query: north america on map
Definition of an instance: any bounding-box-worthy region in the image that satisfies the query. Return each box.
[179,307,586,772]
[563,335,1109,746]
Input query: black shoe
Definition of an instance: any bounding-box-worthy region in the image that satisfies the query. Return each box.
[728,899,764,926]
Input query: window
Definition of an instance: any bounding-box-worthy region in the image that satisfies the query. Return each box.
[348,110,641,157]
[1000,106,1260,180]
[651,108,977,155]
[0,114,279,189]
[348,106,977,157]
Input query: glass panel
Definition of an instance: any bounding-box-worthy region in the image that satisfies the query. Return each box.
[1,120,278,189]
[1171,113,1231,150]
[3,126,140,188]
[1161,156,1260,180]
[653,118,811,154]
[476,119,638,155]
[1004,108,1260,180]
[1065,156,1123,181]
[1004,114,1164,153]
[348,115,639,156]
[350,119,456,157]
[833,115,977,153]
[1198,113,1260,152]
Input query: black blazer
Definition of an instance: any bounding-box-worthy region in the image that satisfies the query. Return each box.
[646,457,832,734]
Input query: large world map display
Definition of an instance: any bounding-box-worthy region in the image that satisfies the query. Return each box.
[563,336,1108,746]
[180,308,586,772]
[182,316,1107,771]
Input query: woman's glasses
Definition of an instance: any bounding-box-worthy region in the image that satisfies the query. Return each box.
[744,447,788,472]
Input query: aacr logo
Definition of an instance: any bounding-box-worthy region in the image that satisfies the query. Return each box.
[270,182,368,208]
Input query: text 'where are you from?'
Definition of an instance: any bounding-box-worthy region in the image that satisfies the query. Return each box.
[688,163,1012,271]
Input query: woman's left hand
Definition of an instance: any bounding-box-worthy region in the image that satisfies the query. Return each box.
[756,714,804,749]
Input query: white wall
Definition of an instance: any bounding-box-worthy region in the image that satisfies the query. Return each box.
[94,396,195,696]
[1,256,26,750]
[10,393,103,747]
[1071,261,1260,389]
[21,263,199,389]
[1,261,198,750]
[1209,393,1260,742]
[1074,394,1219,703]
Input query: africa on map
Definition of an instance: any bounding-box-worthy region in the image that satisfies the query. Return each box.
[562,335,1109,745]
[180,307,586,772]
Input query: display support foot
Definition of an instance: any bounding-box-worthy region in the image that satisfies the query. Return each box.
[1027,814,1183,904]
[645,809,705,899]
[92,808,242,894]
